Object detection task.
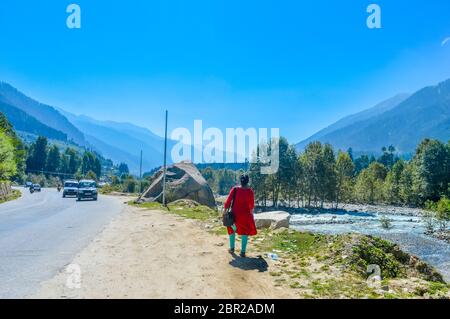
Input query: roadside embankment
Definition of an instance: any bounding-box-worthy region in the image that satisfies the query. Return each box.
[0,182,21,204]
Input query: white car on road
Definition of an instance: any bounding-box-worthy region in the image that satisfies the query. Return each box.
[63,180,79,198]
[77,180,98,201]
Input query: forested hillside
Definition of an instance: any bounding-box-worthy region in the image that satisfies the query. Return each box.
[297,79,450,155]
[0,82,86,145]
[0,101,67,141]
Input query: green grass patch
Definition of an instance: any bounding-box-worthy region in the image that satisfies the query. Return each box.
[99,184,121,194]
[167,202,220,221]
[255,229,326,256]
[320,265,330,271]
[99,184,140,196]
[298,269,311,278]
[209,226,228,236]
[269,271,282,277]
[289,282,304,289]
[422,282,450,297]
[129,200,166,210]
[309,279,341,298]
[274,278,286,283]
[299,260,309,267]
[308,278,380,299]
[129,200,220,222]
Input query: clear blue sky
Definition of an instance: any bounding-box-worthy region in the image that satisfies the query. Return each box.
[1,0,450,142]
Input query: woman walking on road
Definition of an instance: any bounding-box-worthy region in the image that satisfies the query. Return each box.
[223,174,257,258]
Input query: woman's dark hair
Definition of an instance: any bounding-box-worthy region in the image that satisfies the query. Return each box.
[240,174,249,187]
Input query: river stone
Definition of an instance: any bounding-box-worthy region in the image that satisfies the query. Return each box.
[139,161,216,208]
[254,211,291,229]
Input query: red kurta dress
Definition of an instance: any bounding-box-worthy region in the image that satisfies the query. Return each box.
[224,186,257,236]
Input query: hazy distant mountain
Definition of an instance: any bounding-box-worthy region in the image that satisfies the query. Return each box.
[60,111,172,173]
[60,111,233,172]
[83,133,153,172]
[96,120,166,150]
[296,80,450,154]
[0,82,86,145]
[297,93,410,149]
[0,101,67,141]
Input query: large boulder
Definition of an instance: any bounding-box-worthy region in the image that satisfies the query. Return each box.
[254,211,291,229]
[139,161,216,208]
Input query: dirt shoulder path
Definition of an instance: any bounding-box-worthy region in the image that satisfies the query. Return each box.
[34,204,294,299]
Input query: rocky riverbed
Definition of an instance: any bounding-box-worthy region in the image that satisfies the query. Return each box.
[257,202,427,217]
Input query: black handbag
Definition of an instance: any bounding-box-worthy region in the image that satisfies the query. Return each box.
[222,187,237,227]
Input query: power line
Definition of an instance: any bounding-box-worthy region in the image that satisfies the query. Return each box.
[25,169,75,178]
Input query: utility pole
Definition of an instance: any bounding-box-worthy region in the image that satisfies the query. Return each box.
[139,150,143,194]
[162,110,168,206]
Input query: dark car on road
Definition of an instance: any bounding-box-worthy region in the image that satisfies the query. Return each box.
[63,180,79,198]
[77,180,98,201]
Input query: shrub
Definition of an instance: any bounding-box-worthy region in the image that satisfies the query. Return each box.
[423,210,436,233]
[352,237,405,279]
[0,130,17,180]
[122,178,137,193]
[425,197,450,231]
[436,197,450,231]
[380,215,392,229]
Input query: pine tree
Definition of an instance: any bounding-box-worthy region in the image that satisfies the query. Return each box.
[384,159,405,205]
[412,139,450,203]
[335,151,355,209]
[64,148,80,174]
[46,145,61,175]
[26,136,48,173]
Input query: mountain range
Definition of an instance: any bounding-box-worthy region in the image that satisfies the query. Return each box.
[296,79,450,155]
[1,78,449,173]
[0,100,67,141]
[59,111,174,173]
[0,82,85,146]
[0,81,169,173]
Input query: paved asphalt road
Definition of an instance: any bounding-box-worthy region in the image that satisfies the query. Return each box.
[0,188,124,298]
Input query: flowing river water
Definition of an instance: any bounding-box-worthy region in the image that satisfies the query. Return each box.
[289,209,450,282]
